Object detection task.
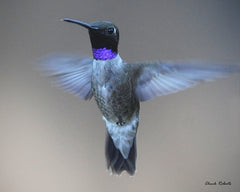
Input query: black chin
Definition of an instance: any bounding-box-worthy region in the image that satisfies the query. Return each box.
[89,32,118,53]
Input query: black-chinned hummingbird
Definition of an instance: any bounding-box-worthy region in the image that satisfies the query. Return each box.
[42,18,239,175]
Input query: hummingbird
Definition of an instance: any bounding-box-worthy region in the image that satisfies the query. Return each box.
[42,18,239,175]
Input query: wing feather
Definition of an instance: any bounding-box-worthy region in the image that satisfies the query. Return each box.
[40,54,93,100]
[130,61,239,101]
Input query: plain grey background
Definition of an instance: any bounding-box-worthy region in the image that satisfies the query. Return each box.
[1,1,240,192]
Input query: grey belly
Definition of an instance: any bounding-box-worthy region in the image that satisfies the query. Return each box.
[93,84,139,124]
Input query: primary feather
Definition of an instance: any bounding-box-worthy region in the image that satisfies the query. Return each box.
[130,61,239,101]
[40,54,93,100]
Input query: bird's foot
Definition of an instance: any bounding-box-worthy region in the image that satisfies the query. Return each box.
[116,121,126,126]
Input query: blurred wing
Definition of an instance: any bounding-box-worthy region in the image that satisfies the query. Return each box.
[131,61,239,101]
[40,54,93,100]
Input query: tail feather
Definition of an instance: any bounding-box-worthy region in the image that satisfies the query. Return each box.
[105,132,136,175]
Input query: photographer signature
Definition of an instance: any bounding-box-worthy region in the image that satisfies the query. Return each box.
[205,181,231,186]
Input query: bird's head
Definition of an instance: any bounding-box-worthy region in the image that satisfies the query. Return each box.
[62,18,119,60]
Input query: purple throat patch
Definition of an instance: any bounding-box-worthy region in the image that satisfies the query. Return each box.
[92,48,117,60]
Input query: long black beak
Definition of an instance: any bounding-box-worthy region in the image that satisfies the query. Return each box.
[61,18,98,30]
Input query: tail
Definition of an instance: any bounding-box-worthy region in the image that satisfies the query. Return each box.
[105,132,136,175]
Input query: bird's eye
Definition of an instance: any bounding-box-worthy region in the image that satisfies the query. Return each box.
[107,27,115,34]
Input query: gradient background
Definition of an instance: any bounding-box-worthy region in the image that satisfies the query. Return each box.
[1,1,240,192]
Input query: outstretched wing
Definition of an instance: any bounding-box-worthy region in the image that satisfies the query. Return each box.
[130,61,239,101]
[40,54,93,100]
